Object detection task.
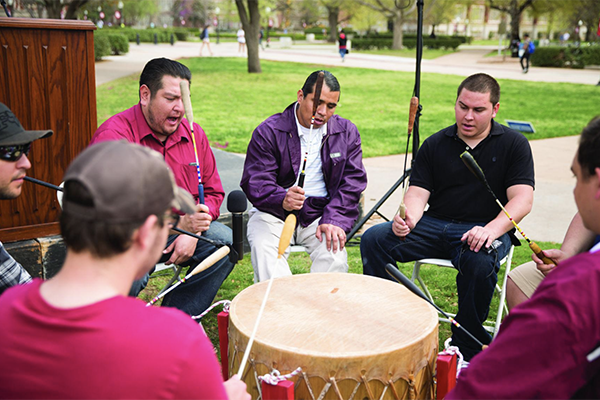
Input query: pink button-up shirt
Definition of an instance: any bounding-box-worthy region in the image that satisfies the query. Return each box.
[91,104,224,220]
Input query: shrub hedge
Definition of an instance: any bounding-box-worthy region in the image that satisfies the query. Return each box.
[106,34,129,55]
[352,37,462,50]
[531,45,600,69]
[358,33,471,44]
[94,34,111,60]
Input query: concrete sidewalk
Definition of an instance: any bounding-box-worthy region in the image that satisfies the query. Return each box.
[95,41,588,243]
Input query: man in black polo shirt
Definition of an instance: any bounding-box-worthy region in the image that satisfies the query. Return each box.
[361,73,534,362]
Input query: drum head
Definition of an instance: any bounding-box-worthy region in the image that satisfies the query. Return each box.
[229,273,438,384]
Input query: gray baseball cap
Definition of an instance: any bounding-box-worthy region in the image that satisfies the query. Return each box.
[0,103,53,146]
[62,141,195,222]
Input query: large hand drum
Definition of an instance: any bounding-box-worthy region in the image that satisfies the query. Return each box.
[228,273,438,400]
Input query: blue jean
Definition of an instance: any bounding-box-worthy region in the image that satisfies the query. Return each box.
[130,221,235,316]
[339,48,346,59]
[361,215,511,361]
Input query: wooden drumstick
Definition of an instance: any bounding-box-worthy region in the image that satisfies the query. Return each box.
[398,97,419,219]
[460,151,557,265]
[237,277,274,376]
[278,214,296,258]
[146,246,230,306]
[180,80,204,204]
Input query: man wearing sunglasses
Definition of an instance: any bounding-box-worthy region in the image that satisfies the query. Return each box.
[0,103,53,295]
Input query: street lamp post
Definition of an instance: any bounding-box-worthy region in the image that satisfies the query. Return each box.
[215,7,220,44]
[118,1,123,27]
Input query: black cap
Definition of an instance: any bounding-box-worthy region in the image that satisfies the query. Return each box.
[0,103,53,146]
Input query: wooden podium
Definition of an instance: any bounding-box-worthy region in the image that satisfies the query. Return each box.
[0,18,97,243]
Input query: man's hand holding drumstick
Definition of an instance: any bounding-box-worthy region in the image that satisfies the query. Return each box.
[164,204,212,265]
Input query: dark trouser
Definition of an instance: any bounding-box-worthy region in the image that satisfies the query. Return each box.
[130,221,235,316]
[360,215,511,361]
[520,53,530,70]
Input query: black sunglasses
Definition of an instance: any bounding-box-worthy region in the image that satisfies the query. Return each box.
[163,209,181,230]
[0,143,31,162]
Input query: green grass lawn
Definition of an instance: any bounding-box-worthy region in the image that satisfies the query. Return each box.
[353,47,455,59]
[139,238,558,360]
[97,57,598,158]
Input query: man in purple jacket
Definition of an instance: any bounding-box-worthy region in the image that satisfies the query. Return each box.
[241,70,367,282]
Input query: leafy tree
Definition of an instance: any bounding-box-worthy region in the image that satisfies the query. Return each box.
[41,0,90,19]
[424,0,456,37]
[487,0,535,41]
[319,0,361,42]
[356,0,417,49]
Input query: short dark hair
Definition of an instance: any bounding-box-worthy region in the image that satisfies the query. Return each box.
[139,58,192,97]
[577,116,600,179]
[60,181,165,258]
[457,73,500,105]
[301,70,340,97]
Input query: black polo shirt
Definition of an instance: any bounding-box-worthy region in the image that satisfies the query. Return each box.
[410,120,535,223]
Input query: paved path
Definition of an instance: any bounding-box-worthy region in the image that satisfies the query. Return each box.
[95,40,592,243]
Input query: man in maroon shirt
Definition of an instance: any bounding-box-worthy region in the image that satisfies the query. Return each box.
[91,58,233,316]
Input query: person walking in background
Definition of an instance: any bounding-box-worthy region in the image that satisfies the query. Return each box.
[519,33,533,73]
[259,27,265,50]
[237,27,246,53]
[199,24,213,57]
[338,30,347,62]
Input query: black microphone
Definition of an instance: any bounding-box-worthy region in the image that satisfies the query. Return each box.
[227,190,247,262]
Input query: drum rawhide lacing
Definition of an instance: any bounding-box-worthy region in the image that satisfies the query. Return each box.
[192,299,231,320]
[259,368,303,385]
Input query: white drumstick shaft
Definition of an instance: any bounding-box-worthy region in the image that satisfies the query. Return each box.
[146,246,230,306]
[237,276,274,376]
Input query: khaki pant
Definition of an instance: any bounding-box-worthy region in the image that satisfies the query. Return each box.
[508,261,545,298]
[247,208,348,282]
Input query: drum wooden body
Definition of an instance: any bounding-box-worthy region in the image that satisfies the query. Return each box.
[228,273,438,400]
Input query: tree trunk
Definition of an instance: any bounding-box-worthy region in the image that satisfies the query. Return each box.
[509,4,520,41]
[327,7,339,43]
[392,10,404,50]
[43,0,62,19]
[235,0,262,73]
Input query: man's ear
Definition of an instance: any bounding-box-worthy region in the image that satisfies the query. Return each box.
[133,215,159,251]
[140,85,151,107]
[491,101,500,119]
[297,89,304,104]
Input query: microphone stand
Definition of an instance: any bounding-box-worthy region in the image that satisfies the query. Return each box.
[347,0,424,242]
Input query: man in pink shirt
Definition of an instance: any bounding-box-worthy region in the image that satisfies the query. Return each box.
[91,58,234,316]
[0,141,250,399]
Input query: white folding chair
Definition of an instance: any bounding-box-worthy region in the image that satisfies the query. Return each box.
[410,244,514,338]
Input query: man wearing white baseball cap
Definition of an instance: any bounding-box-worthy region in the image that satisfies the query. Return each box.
[0,102,53,295]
